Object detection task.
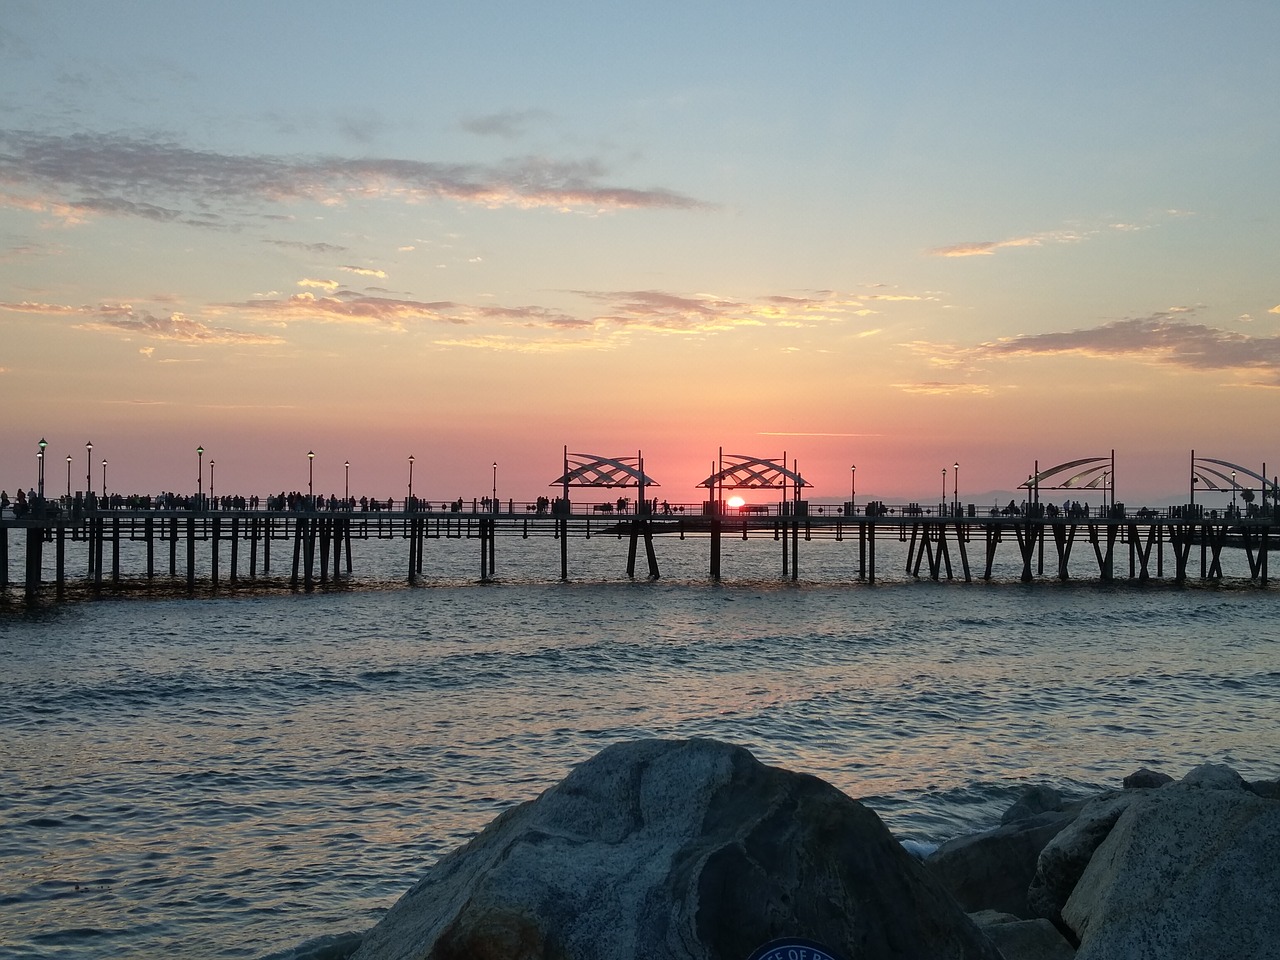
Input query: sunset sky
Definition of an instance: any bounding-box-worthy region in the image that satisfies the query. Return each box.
[2,1,1278,506]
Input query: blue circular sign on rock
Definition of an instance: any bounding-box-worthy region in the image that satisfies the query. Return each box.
[745,937,849,960]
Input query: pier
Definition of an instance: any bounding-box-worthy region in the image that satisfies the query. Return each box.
[4,447,1275,603]
[1,498,1273,603]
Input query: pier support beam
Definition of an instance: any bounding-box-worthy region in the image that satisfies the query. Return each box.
[24,527,43,601]
[710,516,721,581]
[186,516,196,592]
[56,524,66,597]
[1051,524,1076,580]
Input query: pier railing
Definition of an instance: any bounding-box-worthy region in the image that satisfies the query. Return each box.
[5,493,1274,601]
[2,494,1267,524]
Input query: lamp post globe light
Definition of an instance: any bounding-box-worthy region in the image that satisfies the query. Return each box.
[86,440,93,496]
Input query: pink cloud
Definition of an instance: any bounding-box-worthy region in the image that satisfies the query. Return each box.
[972,313,1280,385]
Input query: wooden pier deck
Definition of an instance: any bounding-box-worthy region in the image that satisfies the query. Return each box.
[1,500,1272,602]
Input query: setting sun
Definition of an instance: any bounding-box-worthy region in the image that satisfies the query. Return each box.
[726,496,746,509]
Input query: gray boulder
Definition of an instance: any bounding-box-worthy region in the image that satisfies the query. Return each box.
[352,738,1003,960]
[970,912,1076,960]
[1180,761,1246,790]
[927,808,1076,918]
[1120,768,1171,790]
[1001,785,1066,825]
[1248,778,1280,801]
[1062,768,1280,959]
[1026,792,1136,925]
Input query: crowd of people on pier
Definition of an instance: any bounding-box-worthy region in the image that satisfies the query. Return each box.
[0,488,1270,524]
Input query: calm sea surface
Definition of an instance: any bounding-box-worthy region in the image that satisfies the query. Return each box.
[2,534,1278,958]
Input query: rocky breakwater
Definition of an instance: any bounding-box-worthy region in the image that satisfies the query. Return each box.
[352,738,1002,960]
[926,762,1280,960]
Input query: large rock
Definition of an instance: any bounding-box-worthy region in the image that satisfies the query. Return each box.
[927,808,1076,918]
[970,912,1076,960]
[1120,768,1171,790]
[353,738,1003,960]
[1062,765,1280,960]
[1026,792,1137,926]
[1001,785,1067,825]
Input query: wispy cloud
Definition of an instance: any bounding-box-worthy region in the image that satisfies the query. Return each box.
[228,291,468,330]
[969,311,1280,386]
[893,381,993,396]
[459,110,552,140]
[757,431,880,437]
[430,333,606,354]
[570,289,896,333]
[1,283,927,352]
[0,130,707,228]
[297,278,340,291]
[264,238,349,254]
[0,299,284,344]
[340,265,387,279]
[928,230,1085,258]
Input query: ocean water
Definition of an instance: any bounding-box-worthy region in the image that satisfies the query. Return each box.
[2,533,1278,959]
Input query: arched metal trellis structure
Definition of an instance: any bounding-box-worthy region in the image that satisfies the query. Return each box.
[698,454,810,491]
[1020,452,1116,509]
[697,451,810,510]
[550,449,660,510]
[1190,452,1277,509]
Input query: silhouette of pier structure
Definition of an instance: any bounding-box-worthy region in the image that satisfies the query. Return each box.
[2,449,1276,602]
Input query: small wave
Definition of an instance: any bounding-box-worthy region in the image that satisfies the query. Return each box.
[899,838,939,860]
[258,931,364,960]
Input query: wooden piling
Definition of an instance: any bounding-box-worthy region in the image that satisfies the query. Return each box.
[186,516,196,592]
[24,527,42,600]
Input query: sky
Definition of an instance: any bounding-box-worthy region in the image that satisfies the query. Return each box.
[2,1,1278,507]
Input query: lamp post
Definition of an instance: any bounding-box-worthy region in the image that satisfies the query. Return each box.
[66,455,72,498]
[37,437,47,499]
[492,461,498,513]
[851,464,856,513]
[86,441,93,496]
[101,458,107,500]
[1232,470,1237,512]
[197,446,204,505]
[209,460,215,502]
[307,450,315,500]
[408,455,415,504]
[953,461,959,515]
[344,460,350,502]
[941,467,946,514]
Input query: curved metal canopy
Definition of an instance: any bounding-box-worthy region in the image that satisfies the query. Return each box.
[1192,456,1275,494]
[698,454,810,490]
[551,453,659,489]
[1020,456,1110,491]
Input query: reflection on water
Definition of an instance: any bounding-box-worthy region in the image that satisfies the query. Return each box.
[2,562,1278,959]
